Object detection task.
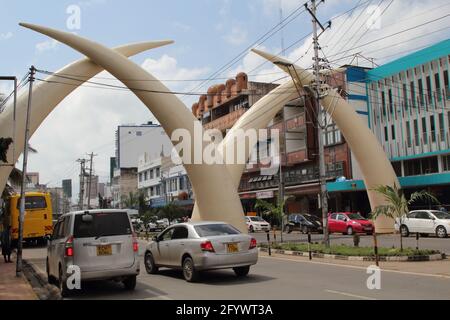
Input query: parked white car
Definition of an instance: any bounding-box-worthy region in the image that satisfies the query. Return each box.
[395,210,450,239]
[245,216,271,233]
[47,210,140,297]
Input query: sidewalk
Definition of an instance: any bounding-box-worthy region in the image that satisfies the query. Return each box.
[0,254,37,300]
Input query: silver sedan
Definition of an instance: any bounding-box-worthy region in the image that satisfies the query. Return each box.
[144,221,258,282]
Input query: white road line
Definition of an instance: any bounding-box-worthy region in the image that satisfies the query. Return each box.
[324,289,376,300]
[260,255,450,279]
[144,289,173,300]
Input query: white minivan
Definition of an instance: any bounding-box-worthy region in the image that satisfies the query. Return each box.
[47,210,140,296]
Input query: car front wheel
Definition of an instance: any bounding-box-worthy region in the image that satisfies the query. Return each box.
[123,276,137,290]
[346,227,354,235]
[233,266,250,277]
[144,251,159,274]
[182,257,199,282]
[436,226,448,239]
[400,225,410,237]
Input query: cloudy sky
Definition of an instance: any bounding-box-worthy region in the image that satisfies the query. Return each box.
[0,0,449,199]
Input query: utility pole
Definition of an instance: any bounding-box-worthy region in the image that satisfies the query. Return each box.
[306,0,331,247]
[16,66,35,277]
[77,158,86,210]
[87,152,97,210]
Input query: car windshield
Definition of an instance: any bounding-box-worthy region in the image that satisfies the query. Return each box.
[250,217,264,222]
[194,224,240,237]
[74,212,132,239]
[431,211,450,219]
[346,213,366,220]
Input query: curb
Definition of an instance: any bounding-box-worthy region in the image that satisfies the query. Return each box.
[23,260,62,300]
[259,247,445,262]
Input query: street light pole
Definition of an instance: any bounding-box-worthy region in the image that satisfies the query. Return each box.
[16,66,35,277]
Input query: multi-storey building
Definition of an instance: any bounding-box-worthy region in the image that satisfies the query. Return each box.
[328,39,450,210]
[192,72,354,217]
[111,122,173,208]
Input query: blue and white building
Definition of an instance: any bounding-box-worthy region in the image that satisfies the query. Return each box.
[328,39,450,211]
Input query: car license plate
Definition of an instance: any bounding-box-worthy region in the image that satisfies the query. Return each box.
[97,245,112,256]
[227,243,239,253]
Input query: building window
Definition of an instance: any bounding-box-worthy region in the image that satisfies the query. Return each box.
[413,119,419,146]
[388,89,393,114]
[139,173,143,182]
[392,161,402,177]
[144,171,148,181]
[418,79,424,105]
[156,167,160,178]
[403,83,408,110]
[410,81,415,106]
[391,125,395,140]
[404,156,438,176]
[435,73,441,101]
[430,115,436,142]
[439,113,445,141]
[384,126,388,142]
[381,92,386,117]
[150,169,154,180]
[422,117,428,144]
[406,121,411,148]
[426,76,432,104]
[443,155,450,172]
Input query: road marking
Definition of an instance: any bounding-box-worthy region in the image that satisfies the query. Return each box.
[324,289,376,300]
[144,289,173,300]
[260,256,450,280]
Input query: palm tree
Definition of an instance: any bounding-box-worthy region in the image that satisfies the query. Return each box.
[371,184,439,252]
[255,197,291,243]
[121,191,139,209]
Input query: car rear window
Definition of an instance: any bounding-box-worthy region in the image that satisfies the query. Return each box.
[16,196,47,210]
[74,212,132,239]
[194,224,240,237]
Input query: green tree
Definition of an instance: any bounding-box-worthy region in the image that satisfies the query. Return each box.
[158,203,186,224]
[121,191,139,209]
[371,184,439,252]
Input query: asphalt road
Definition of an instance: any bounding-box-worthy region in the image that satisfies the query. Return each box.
[23,240,450,300]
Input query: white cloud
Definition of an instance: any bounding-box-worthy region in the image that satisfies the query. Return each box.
[36,39,59,53]
[0,32,13,40]
[223,26,249,46]
[173,22,192,32]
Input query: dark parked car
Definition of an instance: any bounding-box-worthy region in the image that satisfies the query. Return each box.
[284,214,323,234]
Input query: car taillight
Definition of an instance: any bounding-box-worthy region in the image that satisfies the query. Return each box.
[132,233,139,252]
[249,238,257,250]
[65,236,74,257]
[200,241,215,252]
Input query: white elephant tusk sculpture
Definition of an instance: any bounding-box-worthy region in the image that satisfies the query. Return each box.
[19,23,247,232]
[251,48,398,233]
[0,40,174,194]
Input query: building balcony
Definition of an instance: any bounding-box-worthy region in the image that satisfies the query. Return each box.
[239,162,345,192]
[203,108,247,131]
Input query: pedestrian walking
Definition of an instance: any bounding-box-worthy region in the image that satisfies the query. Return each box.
[1,226,12,263]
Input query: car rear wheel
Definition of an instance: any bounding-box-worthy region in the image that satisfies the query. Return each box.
[400,225,409,237]
[233,266,250,277]
[346,227,353,236]
[436,226,448,239]
[58,266,70,298]
[123,276,137,290]
[182,257,199,282]
[144,251,159,274]
[249,225,254,233]
[46,259,55,285]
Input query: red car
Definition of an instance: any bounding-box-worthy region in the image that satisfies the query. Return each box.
[328,212,374,235]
